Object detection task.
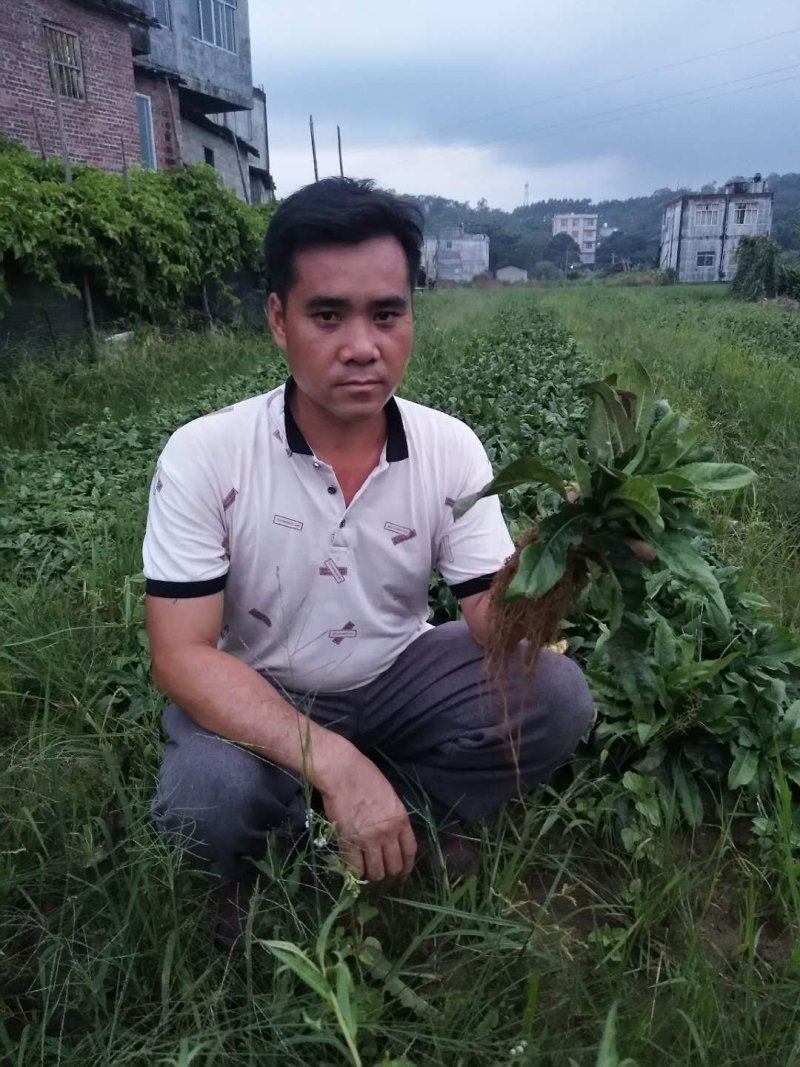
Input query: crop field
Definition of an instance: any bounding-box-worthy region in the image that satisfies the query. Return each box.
[2,285,800,1065]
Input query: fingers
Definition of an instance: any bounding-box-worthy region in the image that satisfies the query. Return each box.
[339,837,365,879]
[381,839,405,880]
[362,845,385,883]
[624,536,658,563]
[399,823,418,876]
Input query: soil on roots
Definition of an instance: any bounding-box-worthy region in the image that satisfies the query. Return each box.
[485,526,586,680]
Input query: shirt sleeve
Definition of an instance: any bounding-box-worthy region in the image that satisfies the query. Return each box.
[435,423,515,599]
[142,426,229,598]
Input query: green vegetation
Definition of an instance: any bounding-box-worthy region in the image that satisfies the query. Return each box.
[3,288,800,1064]
[0,137,275,320]
[540,283,800,626]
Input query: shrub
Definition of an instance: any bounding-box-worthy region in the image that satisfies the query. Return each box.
[0,137,276,319]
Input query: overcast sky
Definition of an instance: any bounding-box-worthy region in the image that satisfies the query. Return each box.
[250,1,800,210]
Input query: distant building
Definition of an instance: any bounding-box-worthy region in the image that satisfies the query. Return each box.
[426,225,490,284]
[495,264,528,283]
[552,213,598,264]
[1,0,273,202]
[659,176,772,283]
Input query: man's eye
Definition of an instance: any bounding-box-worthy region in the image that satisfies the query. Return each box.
[375,311,399,323]
[315,311,340,323]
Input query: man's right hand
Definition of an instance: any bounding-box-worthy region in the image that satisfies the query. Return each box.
[319,750,417,882]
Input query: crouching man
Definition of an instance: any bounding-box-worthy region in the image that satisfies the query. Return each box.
[143,178,594,941]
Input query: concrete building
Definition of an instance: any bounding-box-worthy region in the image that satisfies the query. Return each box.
[496,264,528,283]
[552,213,599,264]
[433,225,490,283]
[1,0,273,201]
[659,176,773,283]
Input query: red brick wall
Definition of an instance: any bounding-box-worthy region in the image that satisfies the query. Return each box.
[0,0,141,171]
[133,69,178,171]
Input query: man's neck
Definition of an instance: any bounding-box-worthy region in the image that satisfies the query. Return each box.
[290,386,387,464]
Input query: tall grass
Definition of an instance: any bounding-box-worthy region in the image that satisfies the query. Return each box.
[539,284,800,626]
[3,288,800,1064]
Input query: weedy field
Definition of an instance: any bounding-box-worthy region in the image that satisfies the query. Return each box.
[2,286,800,1066]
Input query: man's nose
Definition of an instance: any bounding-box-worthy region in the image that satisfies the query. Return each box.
[339,319,379,362]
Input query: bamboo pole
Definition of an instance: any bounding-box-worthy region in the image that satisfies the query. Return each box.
[49,60,72,182]
[120,135,131,192]
[337,125,344,177]
[231,111,250,203]
[309,114,318,182]
[31,107,46,159]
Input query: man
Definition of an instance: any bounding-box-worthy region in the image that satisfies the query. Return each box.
[144,178,594,929]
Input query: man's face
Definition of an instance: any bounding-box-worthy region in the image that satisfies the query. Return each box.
[267,236,414,423]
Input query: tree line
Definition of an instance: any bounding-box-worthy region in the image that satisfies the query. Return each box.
[406,172,800,277]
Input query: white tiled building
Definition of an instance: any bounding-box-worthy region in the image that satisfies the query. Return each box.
[552,213,599,265]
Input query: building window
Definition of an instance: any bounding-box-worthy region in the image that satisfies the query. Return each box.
[560,220,567,230]
[734,202,758,226]
[191,0,237,52]
[44,24,85,101]
[694,206,719,226]
[153,0,172,28]
[136,94,157,169]
[696,251,715,267]
[203,146,215,167]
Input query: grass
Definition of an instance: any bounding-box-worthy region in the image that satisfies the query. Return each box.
[3,287,800,1065]
[538,283,800,626]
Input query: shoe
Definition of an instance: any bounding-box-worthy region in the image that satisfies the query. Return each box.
[417,826,479,881]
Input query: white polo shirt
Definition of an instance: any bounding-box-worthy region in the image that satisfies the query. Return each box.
[143,379,514,693]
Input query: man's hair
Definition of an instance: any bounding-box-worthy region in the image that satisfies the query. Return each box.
[264,178,424,303]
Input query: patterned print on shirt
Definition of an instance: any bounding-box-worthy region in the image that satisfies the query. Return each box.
[155,476,163,493]
[384,521,417,545]
[444,496,455,508]
[329,621,356,644]
[273,514,304,531]
[440,534,454,563]
[220,533,231,562]
[273,428,283,442]
[248,608,272,627]
[222,488,238,511]
[319,560,348,582]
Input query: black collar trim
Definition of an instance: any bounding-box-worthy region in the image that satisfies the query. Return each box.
[283,377,409,462]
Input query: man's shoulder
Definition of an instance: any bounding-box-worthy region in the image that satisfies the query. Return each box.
[166,386,283,456]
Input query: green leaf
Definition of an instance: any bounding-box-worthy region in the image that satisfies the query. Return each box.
[334,959,358,1046]
[728,748,759,790]
[673,462,756,493]
[566,435,592,498]
[582,380,638,458]
[452,456,566,520]
[613,475,664,533]
[667,648,743,690]
[505,506,587,600]
[647,530,730,630]
[259,941,331,1000]
[653,614,678,672]
[673,760,703,827]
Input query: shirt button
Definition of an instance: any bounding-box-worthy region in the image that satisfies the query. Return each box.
[327,485,337,495]
[339,519,346,528]
[313,461,321,470]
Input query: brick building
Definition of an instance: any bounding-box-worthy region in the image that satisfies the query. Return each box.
[0,0,151,171]
[1,0,273,200]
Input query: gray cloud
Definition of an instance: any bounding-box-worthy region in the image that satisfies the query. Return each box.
[250,0,800,207]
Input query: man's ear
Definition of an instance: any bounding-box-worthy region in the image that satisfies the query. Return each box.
[267,291,287,350]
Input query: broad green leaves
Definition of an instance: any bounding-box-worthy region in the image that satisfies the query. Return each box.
[452,456,566,520]
[505,505,586,600]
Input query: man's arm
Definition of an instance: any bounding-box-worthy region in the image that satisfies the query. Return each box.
[147,593,416,881]
[459,588,492,648]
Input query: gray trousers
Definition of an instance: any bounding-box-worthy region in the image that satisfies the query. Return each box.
[152,621,594,882]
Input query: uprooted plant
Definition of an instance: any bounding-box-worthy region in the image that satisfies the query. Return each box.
[454,360,757,679]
